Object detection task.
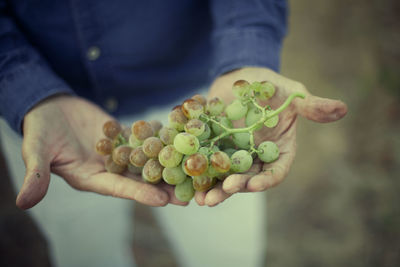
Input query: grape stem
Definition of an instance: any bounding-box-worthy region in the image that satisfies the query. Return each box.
[250,98,266,114]
[206,92,305,148]
[248,130,258,155]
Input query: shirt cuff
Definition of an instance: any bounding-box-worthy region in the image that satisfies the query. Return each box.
[210,28,283,79]
[0,61,74,134]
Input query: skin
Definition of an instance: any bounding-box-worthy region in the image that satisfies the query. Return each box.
[194,67,348,207]
[16,95,187,209]
[16,67,347,209]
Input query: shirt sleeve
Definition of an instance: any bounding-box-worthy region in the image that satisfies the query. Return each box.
[0,1,74,134]
[209,0,288,78]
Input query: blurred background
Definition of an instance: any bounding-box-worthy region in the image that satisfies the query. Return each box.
[1,0,399,266]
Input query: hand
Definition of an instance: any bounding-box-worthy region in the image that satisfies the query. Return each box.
[16,95,186,209]
[195,67,347,206]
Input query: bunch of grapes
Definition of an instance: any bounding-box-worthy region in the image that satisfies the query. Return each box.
[95,80,304,202]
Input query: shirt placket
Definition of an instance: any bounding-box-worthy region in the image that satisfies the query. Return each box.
[69,0,119,113]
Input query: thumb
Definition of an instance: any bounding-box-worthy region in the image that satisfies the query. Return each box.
[16,141,51,210]
[295,94,348,123]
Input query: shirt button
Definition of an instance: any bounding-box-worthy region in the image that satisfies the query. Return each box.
[104,97,118,112]
[87,46,101,61]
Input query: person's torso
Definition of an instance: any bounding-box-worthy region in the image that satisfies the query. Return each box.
[10,0,212,114]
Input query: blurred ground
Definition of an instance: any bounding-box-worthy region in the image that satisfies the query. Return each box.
[265,0,400,266]
[0,142,52,267]
[1,0,399,266]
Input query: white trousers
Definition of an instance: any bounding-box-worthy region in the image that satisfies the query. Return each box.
[0,92,267,267]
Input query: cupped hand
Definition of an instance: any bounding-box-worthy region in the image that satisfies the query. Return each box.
[195,67,347,206]
[16,95,186,209]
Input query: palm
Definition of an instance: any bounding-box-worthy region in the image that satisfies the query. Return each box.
[17,95,184,209]
[195,67,347,206]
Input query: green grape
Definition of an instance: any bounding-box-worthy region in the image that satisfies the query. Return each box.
[230,150,253,173]
[257,141,280,163]
[168,106,188,131]
[95,138,113,155]
[120,126,132,141]
[191,94,207,106]
[132,120,154,141]
[264,112,279,128]
[129,134,143,148]
[112,133,128,149]
[105,156,126,174]
[225,99,248,120]
[216,170,232,181]
[218,137,235,150]
[198,146,219,158]
[158,126,179,145]
[210,151,231,173]
[206,164,220,178]
[247,101,256,110]
[158,145,183,168]
[127,163,142,175]
[210,145,220,153]
[181,99,204,119]
[142,159,163,184]
[183,153,208,176]
[198,115,208,124]
[162,166,187,185]
[232,132,251,149]
[250,81,276,100]
[249,81,262,95]
[174,177,195,202]
[206,97,225,116]
[173,133,200,155]
[197,123,211,141]
[245,107,263,128]
[211,117,232,136]
[258,81,276,100]
[223,148,237,158]
[184,119,205,136]
[232,80,250,99]
[149,120,163,136]
[192,175,216,192]
[198,146,210,157]
[129,146,149,167]
[142,136,164,158]
[103,120,122,139]
[112,145,132,166]
[181,155,190,175]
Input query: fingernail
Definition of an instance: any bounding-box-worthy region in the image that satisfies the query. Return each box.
[205,198,217,207]
[204,195,213,206]
[16,194,31,210]
[156,192,169,206]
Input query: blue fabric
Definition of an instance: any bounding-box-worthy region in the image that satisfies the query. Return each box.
[0,0,287,133]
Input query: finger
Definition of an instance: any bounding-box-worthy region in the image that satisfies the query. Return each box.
[204,183,232,207]
[16,157,51,210]
[295,94,347,123]
[123,171,188,206]
[195,191,207,206]
[247,151,295,192]
[222,174,252,194]
[82,172,169,207]
[17,135,52,210]
[222,162,262,194]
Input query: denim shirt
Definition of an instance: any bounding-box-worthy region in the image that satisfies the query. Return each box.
[0,0,287,133]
